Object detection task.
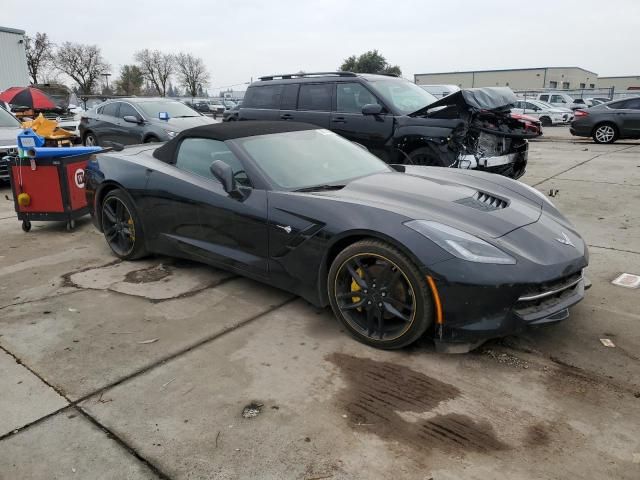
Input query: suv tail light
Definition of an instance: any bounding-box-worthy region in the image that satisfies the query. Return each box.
[574,110,589,117]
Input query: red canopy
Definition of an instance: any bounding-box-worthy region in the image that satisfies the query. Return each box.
[0,86,56,110]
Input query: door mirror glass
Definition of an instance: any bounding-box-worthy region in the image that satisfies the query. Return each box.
[362,103,383,115]
[210,160,236,193]
[159,111,170,121]
[123,115,140,124]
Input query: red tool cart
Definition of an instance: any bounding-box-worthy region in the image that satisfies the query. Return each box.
[8,154,91,232]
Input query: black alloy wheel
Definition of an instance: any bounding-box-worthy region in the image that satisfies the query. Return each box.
[328,240,433,349]
[101,189,147,260]
[84,132,98,147]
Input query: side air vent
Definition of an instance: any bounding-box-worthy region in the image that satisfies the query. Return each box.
[455,191,509,211]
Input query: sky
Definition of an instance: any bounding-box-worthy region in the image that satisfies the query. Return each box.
[3,0,640,94]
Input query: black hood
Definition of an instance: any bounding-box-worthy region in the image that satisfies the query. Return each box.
[409,87,517,117]
[308,167,542,239]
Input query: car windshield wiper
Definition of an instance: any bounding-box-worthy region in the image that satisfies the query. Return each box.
[294,184,346,192]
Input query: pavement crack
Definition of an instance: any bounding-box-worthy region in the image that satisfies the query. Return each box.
[532,144,639,187]
[74,406,174,480]
[587,244,640,255]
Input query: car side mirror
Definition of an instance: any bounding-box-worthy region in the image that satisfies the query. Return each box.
[210,160,237,194]
[123,115,141,124]
[362,104,383,115]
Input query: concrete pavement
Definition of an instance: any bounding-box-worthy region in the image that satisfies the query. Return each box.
[1,133,639,479]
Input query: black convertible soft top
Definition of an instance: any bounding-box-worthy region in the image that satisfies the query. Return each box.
[153,121,318,163]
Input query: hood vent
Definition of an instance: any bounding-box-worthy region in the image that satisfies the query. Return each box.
[455,191,508,211]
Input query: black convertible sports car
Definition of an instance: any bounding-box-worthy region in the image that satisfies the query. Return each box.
[85,121,589,352]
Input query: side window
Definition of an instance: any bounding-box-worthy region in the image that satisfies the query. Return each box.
[624,99,640,110]
[298,83,332,111]
[175,138,250,186]
[243,85,282,109]
[102,102,119,117]
[607,100,626,109]
[118,103,139,119]
[280,84,299,110]
[336,83,380,113]
[539,95,549,101]
[550,95,566,103]
[525,102,539,110]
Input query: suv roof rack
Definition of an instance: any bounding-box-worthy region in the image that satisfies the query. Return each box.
[258,71,357,81]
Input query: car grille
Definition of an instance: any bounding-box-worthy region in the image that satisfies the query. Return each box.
[455,191,509,211]
[514,271,583,316]
[0,147,18,179]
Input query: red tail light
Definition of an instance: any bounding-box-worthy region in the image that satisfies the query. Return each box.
[574,110,589,117]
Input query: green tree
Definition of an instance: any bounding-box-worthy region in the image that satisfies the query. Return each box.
[339,50,401,76]
[115,65,144,96]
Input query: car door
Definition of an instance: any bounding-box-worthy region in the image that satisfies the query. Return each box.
[165,137,269,277]
[278,83,300,121]
[510,100,525,115]
[615,98,640,135]
[114,102,146,145]
[293,83,333,128]
[95,102,120,144]
[330,82,394,160]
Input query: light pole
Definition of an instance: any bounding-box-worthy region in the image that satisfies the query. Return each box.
[101,73,111,93]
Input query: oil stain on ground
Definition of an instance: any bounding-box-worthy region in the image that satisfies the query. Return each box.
[327,353,509,453]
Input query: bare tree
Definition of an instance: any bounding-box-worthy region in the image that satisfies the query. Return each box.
[55,42,110,94]
[134,49,174,97]
[175,52,209,98]
[25,32,54,84]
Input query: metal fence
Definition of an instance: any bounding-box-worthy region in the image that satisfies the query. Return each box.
[513,87,635,101]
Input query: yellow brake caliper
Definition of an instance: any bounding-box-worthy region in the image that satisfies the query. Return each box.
[351,268,364,310]
[128,218,135,241]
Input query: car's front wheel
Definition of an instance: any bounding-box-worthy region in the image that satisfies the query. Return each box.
[592,123,618,144]
[408,145,446,167]
[328,239,433,349]
[540,116,552,127]
[101,189,148,260]
[84,132,98,147]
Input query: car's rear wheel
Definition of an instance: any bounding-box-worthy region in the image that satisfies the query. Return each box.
[144,136,160,143]
[101,189,148,260]
[408,145,445,167]
[84,132,98,147]
[592,123,618,144]
[328,240,433,349]
[540,116,552,126]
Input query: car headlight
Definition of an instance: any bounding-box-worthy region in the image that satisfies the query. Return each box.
[164,130,178,138]
[404,220,516,265]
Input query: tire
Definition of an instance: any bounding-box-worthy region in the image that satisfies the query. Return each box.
[22,220,31,232]
[144,136,160,143]
[101,189,148,260]
[540,116,552,127]
[408,145,445,167]
[84,132,98,147]
[328,239,433,349]
[592,123,618,144]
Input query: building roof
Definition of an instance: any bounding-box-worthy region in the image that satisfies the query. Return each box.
[0,26,26,35]
[598,75,640,79]
[415,66,599,76]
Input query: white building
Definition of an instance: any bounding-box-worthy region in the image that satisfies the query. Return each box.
[0,26,29,91]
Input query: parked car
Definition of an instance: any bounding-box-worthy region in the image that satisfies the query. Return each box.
[222,99,237,110]
[536,92,585,111]
[570,96,640,143]
[509,113,542,136]
[585,97,610,107]
[511,99,572,125]
[207,101,226,114]
[85,121,589,352]
[191,101,213,113]
[419,84,461,98]
[222,103,240,122]
[79,98,215,147]
[239,72,537,179]
[0,105,21,183]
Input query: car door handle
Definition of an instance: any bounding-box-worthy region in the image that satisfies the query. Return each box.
[280,114,293,120]
[331,117,346,123]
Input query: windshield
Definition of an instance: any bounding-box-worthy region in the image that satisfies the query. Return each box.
[368,79,438,114]
[138,101,200,118]
[235,129,391,190]
[0,107,20,127]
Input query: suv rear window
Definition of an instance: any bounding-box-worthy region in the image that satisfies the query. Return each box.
[244,85,283,109]
[298,84,332,111]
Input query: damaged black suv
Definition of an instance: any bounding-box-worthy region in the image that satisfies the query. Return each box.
[239,72,535,178]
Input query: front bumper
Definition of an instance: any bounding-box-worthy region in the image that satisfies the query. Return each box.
[475,141,528,179]
[431,271,587,353]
